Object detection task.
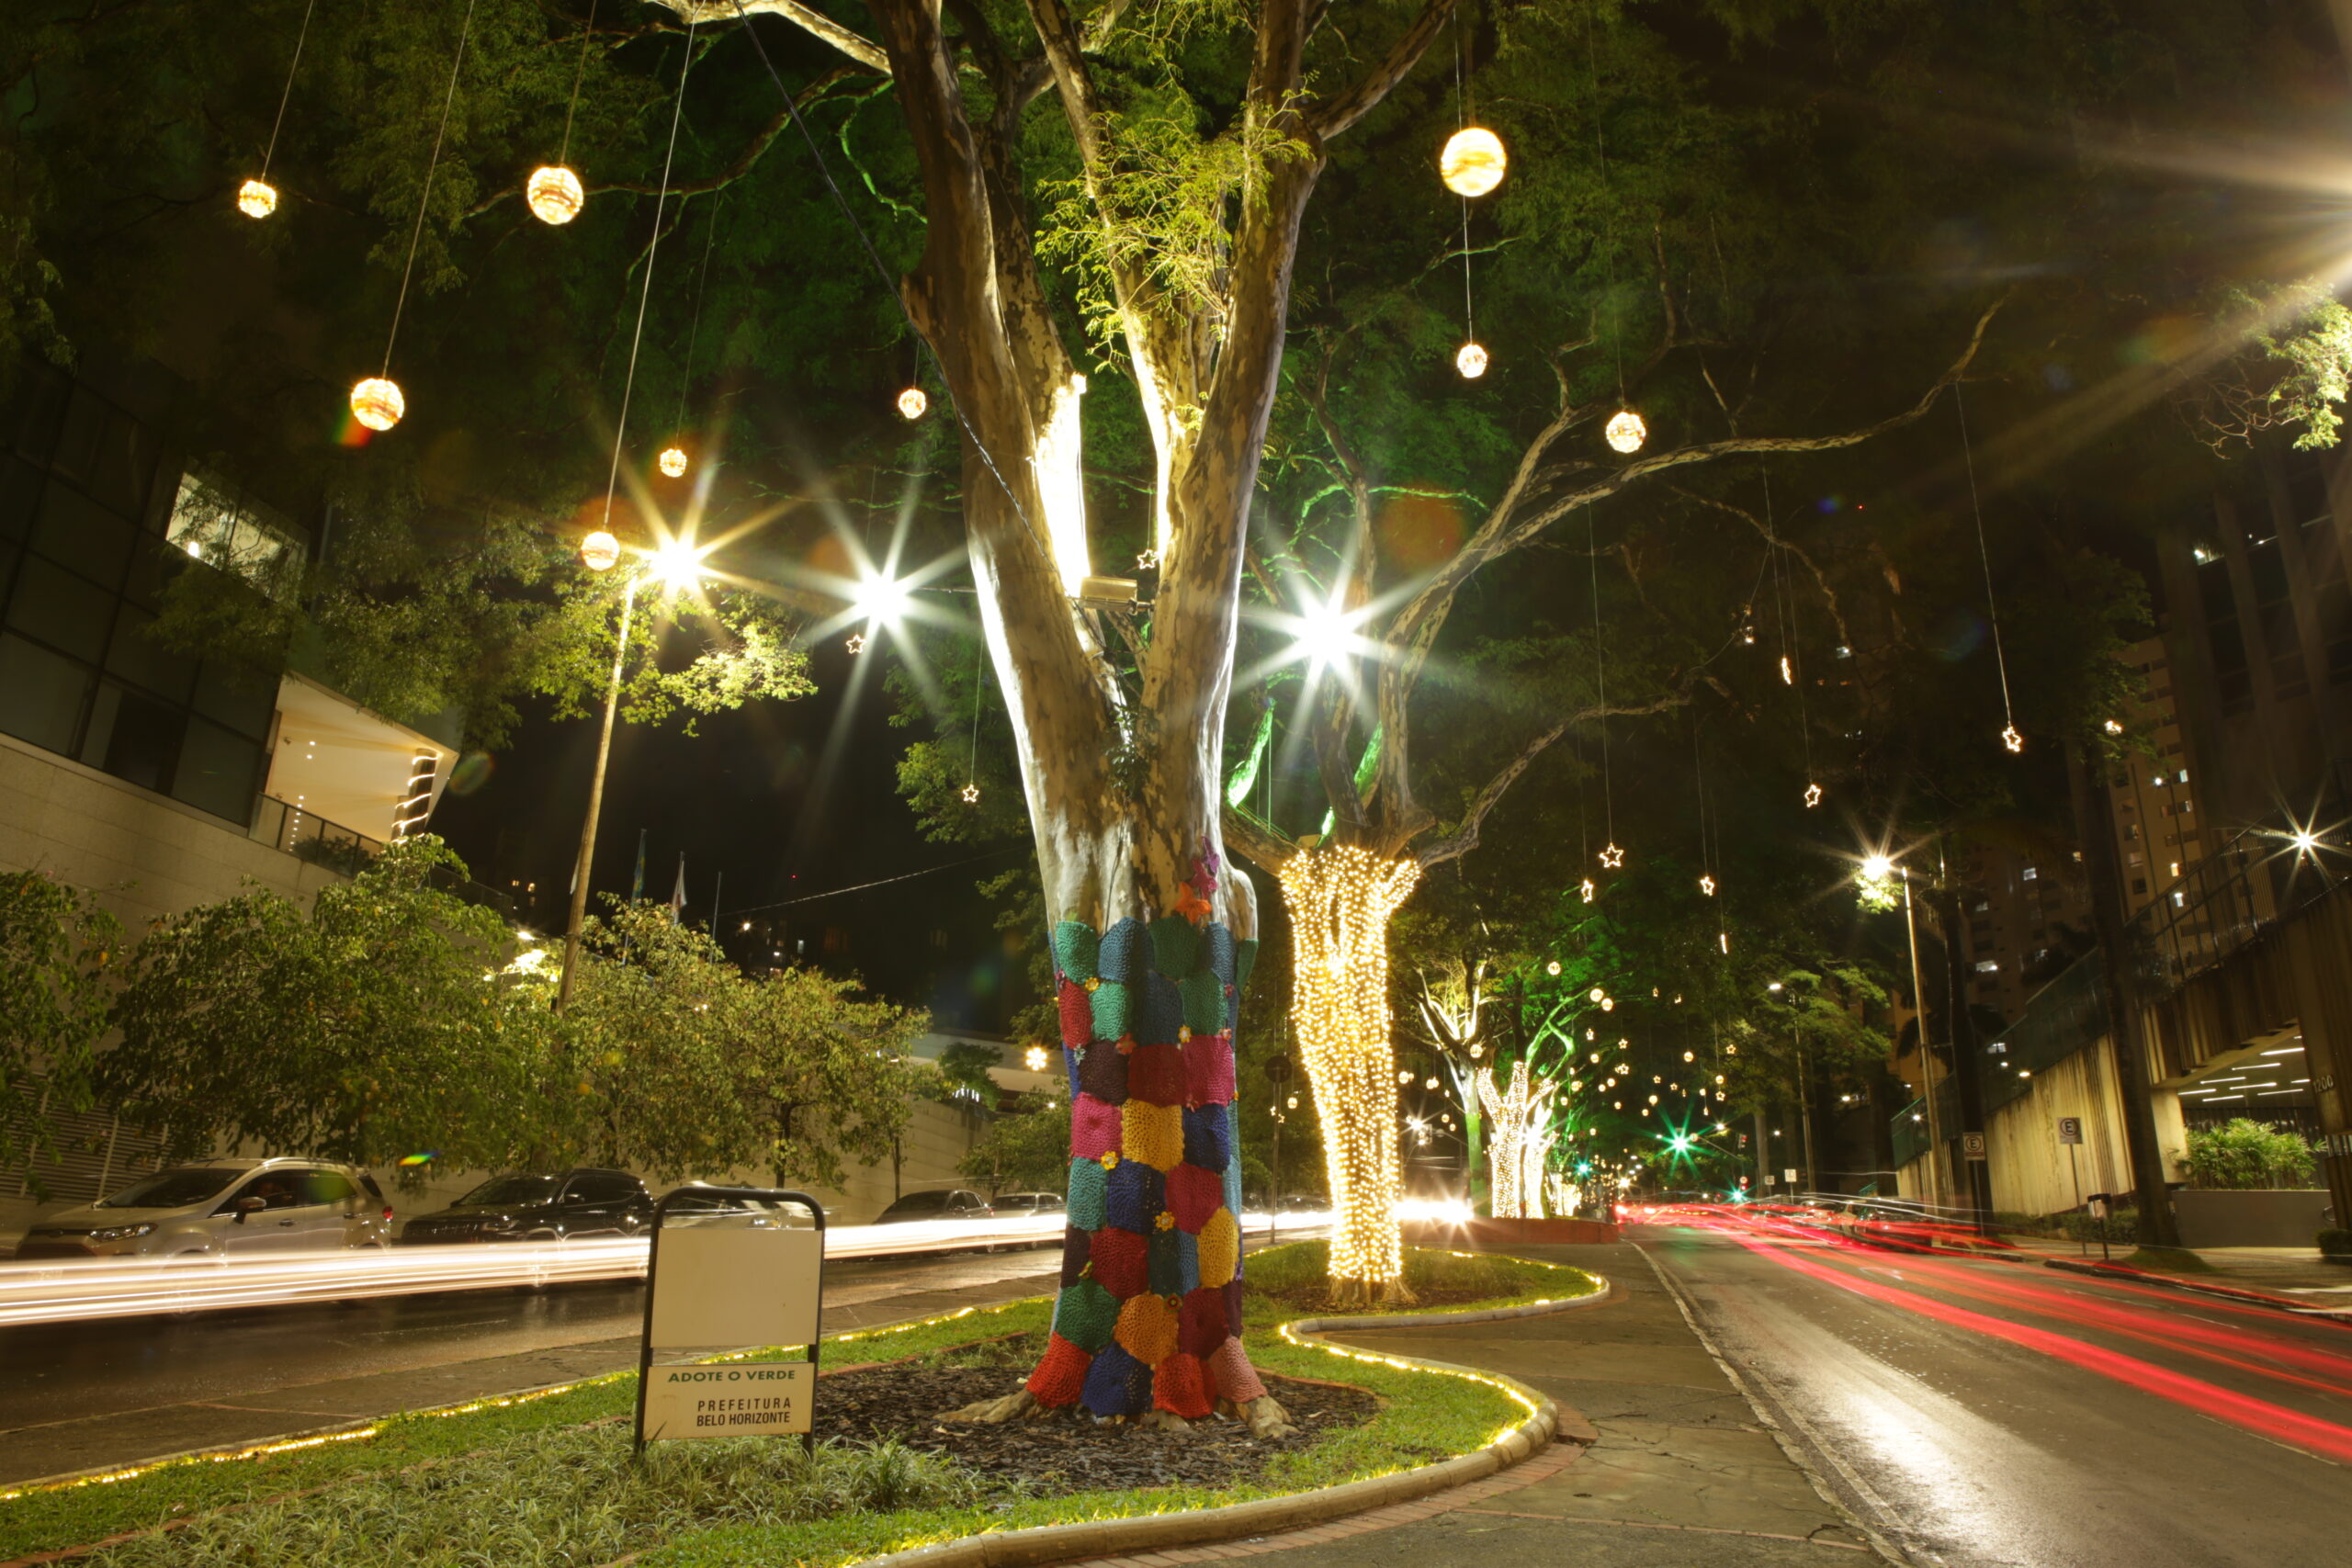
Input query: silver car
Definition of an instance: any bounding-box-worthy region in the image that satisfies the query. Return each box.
[13,1158,393,1260]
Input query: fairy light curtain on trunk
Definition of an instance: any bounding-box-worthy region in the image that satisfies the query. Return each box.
[1276,844,1422,1291]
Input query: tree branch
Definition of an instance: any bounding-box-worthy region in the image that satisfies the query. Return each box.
[1306,0,1457,141]
[663,0,890,73]
[1416,683,1698,871]
[1220,802,1295,876]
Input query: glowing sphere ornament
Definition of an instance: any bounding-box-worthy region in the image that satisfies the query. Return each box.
[579,530,622,571]
[526,164,584,225]
[348,377,405,432]
[897,387,928,421]
[657,446,689,478]
[1439,127,1508,197]
[1455,341,1488,379]
[1605,410,1647,454]
[237,178,278,219]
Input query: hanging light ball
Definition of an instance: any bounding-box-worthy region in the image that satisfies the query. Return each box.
[1604,410,1647,454]
[1440,127,1508,197]
[897,387,928,421]
[348,377,405,432]
[236,178,279,219]
[526,164,585,226]
[580,530,622,572]
[657,446,689,479]
[1455,341,1489,379]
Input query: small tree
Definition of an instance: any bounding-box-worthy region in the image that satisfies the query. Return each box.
[105,838,549,1171]
[0,870,123,1197]
[2183,1118,2318,1191]
[960,1092,1074,1195]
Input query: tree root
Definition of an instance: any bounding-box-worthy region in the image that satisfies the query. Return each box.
[944,1387,1042,1423]
[1135,1408,1193,1432]
[1241,1393,1297,1439]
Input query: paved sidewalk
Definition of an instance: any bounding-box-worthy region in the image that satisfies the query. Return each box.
[1997,1235,2352,1301]
[1079,1241,1875,1568]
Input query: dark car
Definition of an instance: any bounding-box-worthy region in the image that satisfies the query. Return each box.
[399,1168,652,1245]
[872,1189,995,1224]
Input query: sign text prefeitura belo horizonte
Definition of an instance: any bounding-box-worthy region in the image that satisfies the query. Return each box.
[633,1189,827,1451]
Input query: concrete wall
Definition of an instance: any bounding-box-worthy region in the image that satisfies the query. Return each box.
[1897,1034,2188,1218]
[2174,1189,2335,1247]
[0,730,342,931]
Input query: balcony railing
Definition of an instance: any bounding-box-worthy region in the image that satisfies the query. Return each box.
[251,795,384,872]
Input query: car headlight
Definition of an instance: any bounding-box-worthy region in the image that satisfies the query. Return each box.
[87,1224,155,1243]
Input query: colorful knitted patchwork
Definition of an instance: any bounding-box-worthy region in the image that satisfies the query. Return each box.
[1126,1042,1186,1104]
[1080,1341,1155,1417]
[1090,1224,1148,1299]
[1026,1331,1092,1406]
[1028,913,1268,1416]
[1154,1351,1213,1419]
[1102,1158,1165,1234]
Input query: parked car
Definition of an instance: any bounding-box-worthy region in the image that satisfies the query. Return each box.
[399,1168,652,1245]
[13,1158,392,1260]
[872,1189,996,1224]
[656,1186,807,1230]
[987,1191,1066,1247]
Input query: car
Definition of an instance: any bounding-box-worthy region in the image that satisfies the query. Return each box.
[656,1187,807,1230]
[399,1168,652,1245]
[13,1158,392,1260]
[986,1191,1066,1247]
[872,1189,996,1224]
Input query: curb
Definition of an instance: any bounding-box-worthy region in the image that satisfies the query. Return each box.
[852,1283,1611,1568]
[2036,1254,2352,1321]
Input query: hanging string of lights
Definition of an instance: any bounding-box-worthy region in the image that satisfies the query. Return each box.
[659,195,723,479]
[1589,505,1623,870]
[348,0,479,434]
[1955,384,2023,753]
[238,0,319,220]
[528,0,599,226]
[590,10,701,533]
[1586,20,1645,456]
[1443,13,1497,380]
[959,651,987,805]
[1759,468,1823,807]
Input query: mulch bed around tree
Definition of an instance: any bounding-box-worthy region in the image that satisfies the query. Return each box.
[812,1334,1380,1493]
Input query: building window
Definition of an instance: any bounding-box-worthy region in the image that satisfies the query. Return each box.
[2021,866,2038,881]
[165,474,306,599]
[1975,959,1999,973]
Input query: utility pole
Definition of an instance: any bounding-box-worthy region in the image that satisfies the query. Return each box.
[1796,1037,1819,1195]
[1937,874,1996,1231]
[2065,740,2182,1247]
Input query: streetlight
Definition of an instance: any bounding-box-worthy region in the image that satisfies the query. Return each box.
[557,529,710,1008]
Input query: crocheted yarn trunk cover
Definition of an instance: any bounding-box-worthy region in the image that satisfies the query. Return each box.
[1026,915,1268,1419]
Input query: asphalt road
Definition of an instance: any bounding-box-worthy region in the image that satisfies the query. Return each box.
[1640,1217,2352,1568]
[0,1245,1062,1484]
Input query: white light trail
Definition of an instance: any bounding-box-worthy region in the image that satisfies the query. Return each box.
[0,1211,1332,1327]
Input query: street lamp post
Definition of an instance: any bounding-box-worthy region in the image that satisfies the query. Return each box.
[1899,868,1948,1212]
[557,531,706,1010]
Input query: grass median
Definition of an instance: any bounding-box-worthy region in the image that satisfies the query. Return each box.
[0,1244,1601,1568]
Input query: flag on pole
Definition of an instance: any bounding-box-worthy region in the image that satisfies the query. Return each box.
[670,854,687,922]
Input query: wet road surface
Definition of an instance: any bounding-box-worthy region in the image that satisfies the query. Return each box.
[1641,1216,2352,1567]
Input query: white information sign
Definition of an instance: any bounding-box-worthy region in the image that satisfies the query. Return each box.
[641,1360,813,1439]
[649,1226,822,1349]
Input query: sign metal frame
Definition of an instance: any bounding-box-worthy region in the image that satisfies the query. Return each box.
[632,1184,827,1457]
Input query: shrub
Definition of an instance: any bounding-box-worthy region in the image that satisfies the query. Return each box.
[2182,1118,2317,1190]
[2320,1227,2352,1258]
[2062,1208,2138,1243]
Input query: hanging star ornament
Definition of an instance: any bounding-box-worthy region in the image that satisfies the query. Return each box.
[2001,723,2025,754]
[1579,877,1597,903]
[960,783,980,805]
[1599,842,1625,869]
[1804,782,1824,809]
[845,633,866,655]
[1700,874,1716,896]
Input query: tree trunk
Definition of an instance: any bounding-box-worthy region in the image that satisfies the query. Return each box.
[2064,741,2183,1247]
[1275,844,1420,1303]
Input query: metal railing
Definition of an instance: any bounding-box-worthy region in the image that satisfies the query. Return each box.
[251,795,385,870]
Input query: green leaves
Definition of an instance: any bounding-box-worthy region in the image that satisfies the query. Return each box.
[99,838,924,1187]
[0,872,123,1198]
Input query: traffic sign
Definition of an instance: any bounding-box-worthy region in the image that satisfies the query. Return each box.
[2056,1116,2083,1145]
[1961,1131,1986,1160]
